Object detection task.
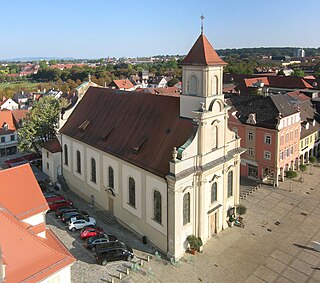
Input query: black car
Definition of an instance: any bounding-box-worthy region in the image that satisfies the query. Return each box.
[61,210,89,222]
[95,241,134,265]
[85,234,118,251]
[55,207,77,218]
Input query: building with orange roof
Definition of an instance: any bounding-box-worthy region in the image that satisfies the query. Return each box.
[0,163,75,283]
[108,79,135,91]
[0,109,27,157]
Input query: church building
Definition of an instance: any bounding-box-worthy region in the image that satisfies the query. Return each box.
[60,31,244,259]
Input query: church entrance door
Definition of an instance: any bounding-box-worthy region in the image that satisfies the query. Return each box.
[209,212,218,236]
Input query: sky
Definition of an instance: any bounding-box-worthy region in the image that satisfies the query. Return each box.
[1,0,320,59]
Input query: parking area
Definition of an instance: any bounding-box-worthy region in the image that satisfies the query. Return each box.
[46,166,320,283]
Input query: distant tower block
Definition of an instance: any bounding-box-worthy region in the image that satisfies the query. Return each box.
[294,48,305,58]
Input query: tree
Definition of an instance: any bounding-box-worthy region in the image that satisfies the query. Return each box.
[18,96,60,153]
[299,164,307,182]
[285,170,297,192]
[167,77,179,87]
[309,156,317,174]
[291,69,305,77]
[236,204,247,217]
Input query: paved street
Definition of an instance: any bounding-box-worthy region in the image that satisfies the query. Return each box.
[47,166,320,283]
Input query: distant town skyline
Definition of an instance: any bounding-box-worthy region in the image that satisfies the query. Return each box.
[1,0,320,59]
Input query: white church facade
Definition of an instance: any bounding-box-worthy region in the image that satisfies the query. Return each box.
[60,32,244,259]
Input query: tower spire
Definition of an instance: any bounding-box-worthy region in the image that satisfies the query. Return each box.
[200,14,205,34]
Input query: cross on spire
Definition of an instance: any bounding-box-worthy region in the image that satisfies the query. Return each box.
[200,14,205,34]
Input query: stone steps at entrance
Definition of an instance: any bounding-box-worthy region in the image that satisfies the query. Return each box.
[96,210,118,225]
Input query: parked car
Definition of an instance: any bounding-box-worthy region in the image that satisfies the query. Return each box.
[68,215,90,224]
[61,210,88,222]
[68,217,96,232]
[55,206,76,218]
[43,192,59,198]
[48,199,73,211]
[85,234,118,251]
[45,195,65,202]
[95,241,134,265]
[80,226,104,239]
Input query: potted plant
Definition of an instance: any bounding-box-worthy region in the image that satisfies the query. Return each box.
[187,235,202,254]
[228,214,235,227]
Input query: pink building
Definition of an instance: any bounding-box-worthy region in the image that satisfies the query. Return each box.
[228,94,300,186]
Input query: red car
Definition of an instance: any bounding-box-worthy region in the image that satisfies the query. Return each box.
[80,226,104,239]
[48,199,73,211]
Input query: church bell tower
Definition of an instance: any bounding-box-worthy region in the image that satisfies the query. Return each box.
[180,27,227,118]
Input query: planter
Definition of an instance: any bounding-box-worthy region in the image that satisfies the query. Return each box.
[189,248,197,255]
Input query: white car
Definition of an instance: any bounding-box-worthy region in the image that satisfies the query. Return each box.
[68,217,96,232]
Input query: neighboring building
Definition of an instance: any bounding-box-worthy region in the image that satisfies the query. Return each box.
[0,98,19,110]
[298,100,320,164]
[224,74,317,96]
[42,139,62,182]
[228,94,301,186]
[135,86,180,97]
[0,164,75,283]
[0,109,27,157]
[12,91,32,109]
[148,76,167,88]
[60,32,244,259]
[108,79,135,91]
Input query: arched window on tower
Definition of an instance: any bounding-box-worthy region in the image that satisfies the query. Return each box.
[188,75,198,95]
[211,121,219,149]
[183,192,190,225]
[153,190,162,224]
[212,75,219,95]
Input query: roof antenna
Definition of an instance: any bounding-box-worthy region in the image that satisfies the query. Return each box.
[200,14,205,34]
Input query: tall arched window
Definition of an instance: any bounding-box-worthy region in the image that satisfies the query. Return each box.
[228,171,233,197]
[183,192,190,225]
[211,182,217,203]
[128,177,135,207]
[188,75,197,95]
[91,158,96,183]
[64,144,68,166]
[211,125,218,149]
[76,150,81,174]
[213,75,219,95]
[153,190,162,224]
[108,166,114,189]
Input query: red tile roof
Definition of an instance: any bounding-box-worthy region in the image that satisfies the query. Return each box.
[267,76,313,89]
[135,87,180,97]
[11,109,28,123]
[0,164,49,220]
[60,87,195,178]
[286,91,310,101]
[244,77,269,88]
[0,110,16,130]
[42,139,62,153]
[110,79,135,90]
[181,34,226,66]
[0,109,27,131]
[0,211,74,283]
